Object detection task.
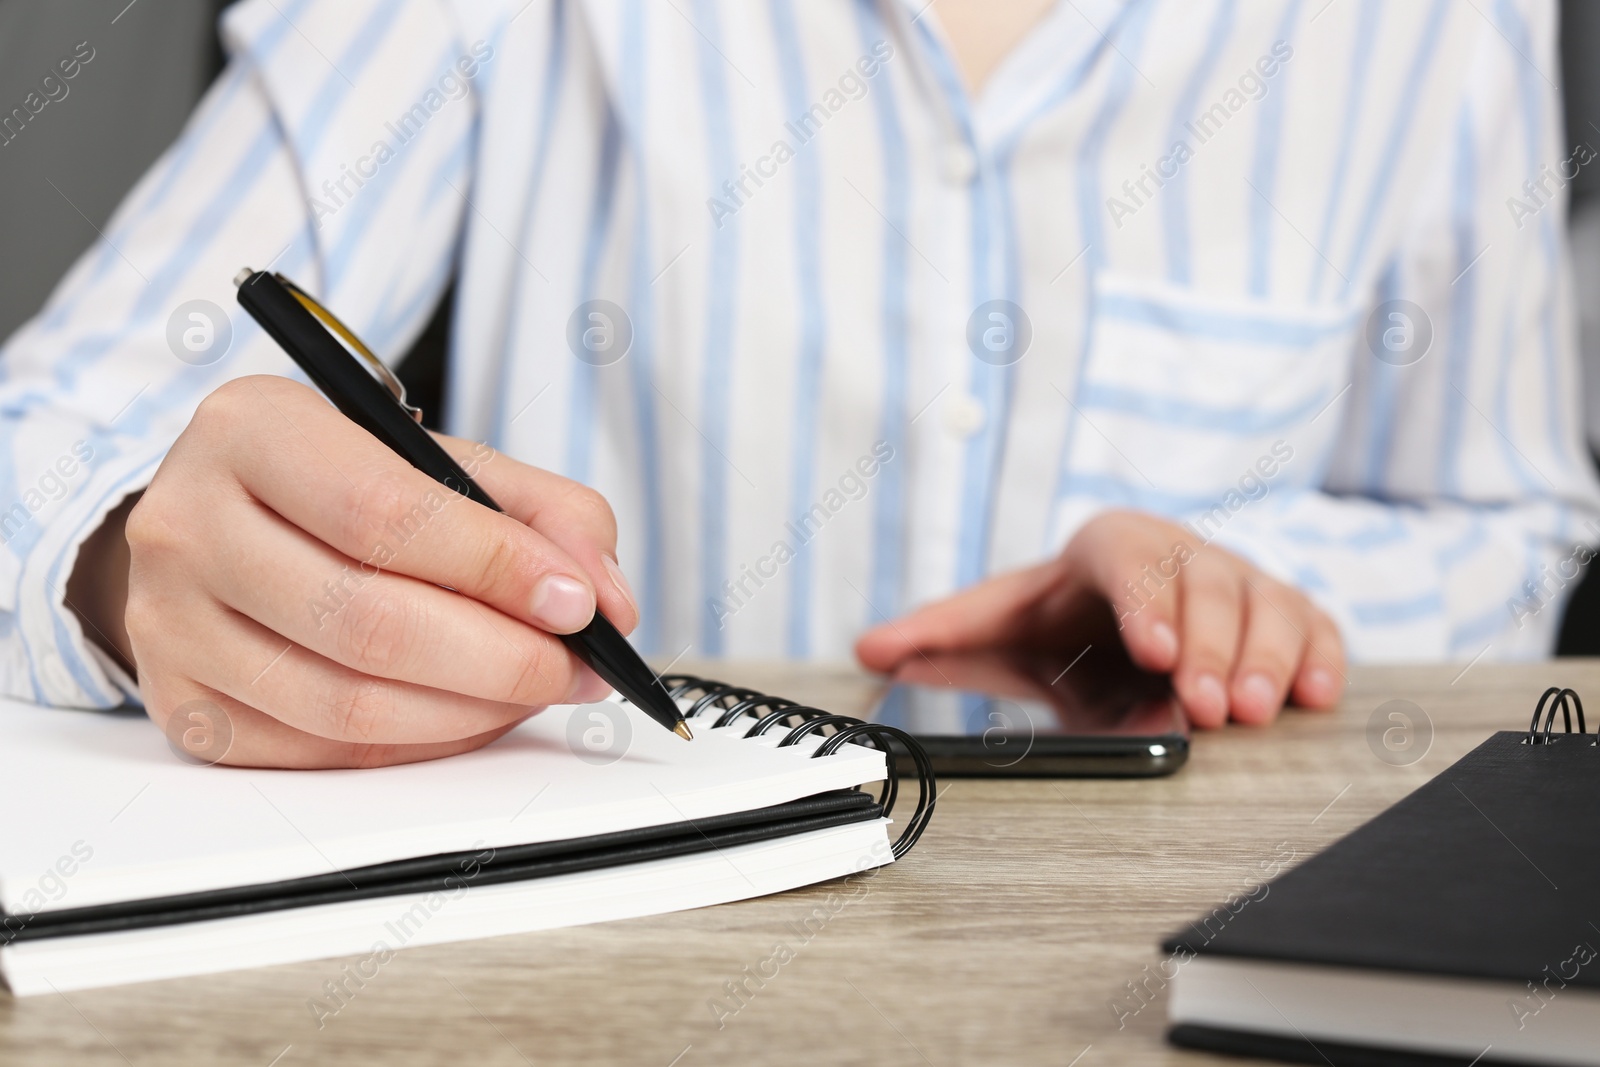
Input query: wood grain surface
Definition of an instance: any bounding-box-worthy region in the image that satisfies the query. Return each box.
[2,659,1588,1067]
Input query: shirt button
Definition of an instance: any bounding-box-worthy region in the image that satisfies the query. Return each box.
[940,143,977,186]
[943,392,986,438]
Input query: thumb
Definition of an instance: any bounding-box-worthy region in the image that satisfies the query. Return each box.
[854,563,1054,673]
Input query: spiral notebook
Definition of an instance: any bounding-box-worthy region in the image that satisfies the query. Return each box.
[0,675,934,995]
[1166,688,1600,1067]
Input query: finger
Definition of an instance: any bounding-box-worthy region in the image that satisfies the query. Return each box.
[141,674,522,770]
[163,599,551,745]
[1229,578,1308,725]
[1081,539,1182,674]
[1171,551,1243,729]
[199,496,585,706]
[1290,607,1346,709]
[433,434,638,633]
[209,376,600,635]
[854,561,1055,672]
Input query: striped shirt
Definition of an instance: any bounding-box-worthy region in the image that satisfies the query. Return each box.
[2,0,1597,709]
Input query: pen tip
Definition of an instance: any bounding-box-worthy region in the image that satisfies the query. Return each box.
[672,720,694,741]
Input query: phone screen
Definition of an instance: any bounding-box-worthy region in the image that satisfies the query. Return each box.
[862,644,1189,777]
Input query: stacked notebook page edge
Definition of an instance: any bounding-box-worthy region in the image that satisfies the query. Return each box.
[4,819,891,995]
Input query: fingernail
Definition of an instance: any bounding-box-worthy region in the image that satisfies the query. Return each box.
[1195,673,1228,718]
[1150,621,1178,662]
[601,554,637,616]
[1304,668,1338,704]
[530,575,596,634]
[1238,673,1278,717]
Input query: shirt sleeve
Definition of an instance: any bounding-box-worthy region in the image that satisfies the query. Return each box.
[0,0,479,707]
[1196,0,1600,662]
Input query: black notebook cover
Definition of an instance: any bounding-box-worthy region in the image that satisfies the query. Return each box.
[1167,1024,1543,1067]
[1162,731,1600,1063]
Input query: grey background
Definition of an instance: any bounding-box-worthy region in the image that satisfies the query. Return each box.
[0,0,225,343]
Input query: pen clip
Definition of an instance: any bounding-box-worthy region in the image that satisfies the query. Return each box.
[236,268,424,423]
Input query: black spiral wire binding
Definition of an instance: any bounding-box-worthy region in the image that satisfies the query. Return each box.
[661,674,936,858]
[715,694,796,729]
[659,675,720,701]
[1526,686,1586,745]
[746,706,834,736]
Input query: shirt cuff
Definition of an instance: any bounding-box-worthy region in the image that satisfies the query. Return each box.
[6,444,165,708]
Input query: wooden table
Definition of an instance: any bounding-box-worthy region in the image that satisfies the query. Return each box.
[1,660,1585,1066]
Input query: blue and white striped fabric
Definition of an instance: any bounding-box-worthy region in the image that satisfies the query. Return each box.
[1,0,1596,708]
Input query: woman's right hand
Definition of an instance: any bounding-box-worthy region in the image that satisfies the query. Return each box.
[70,375,635,768]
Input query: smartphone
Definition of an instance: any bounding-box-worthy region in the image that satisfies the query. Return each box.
[863,644,1189,777]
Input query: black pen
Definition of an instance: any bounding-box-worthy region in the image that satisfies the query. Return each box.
[232,268,692,741]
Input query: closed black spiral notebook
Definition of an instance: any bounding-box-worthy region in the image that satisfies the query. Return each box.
[1165,688,1599,1067]
[0,677,933,995]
